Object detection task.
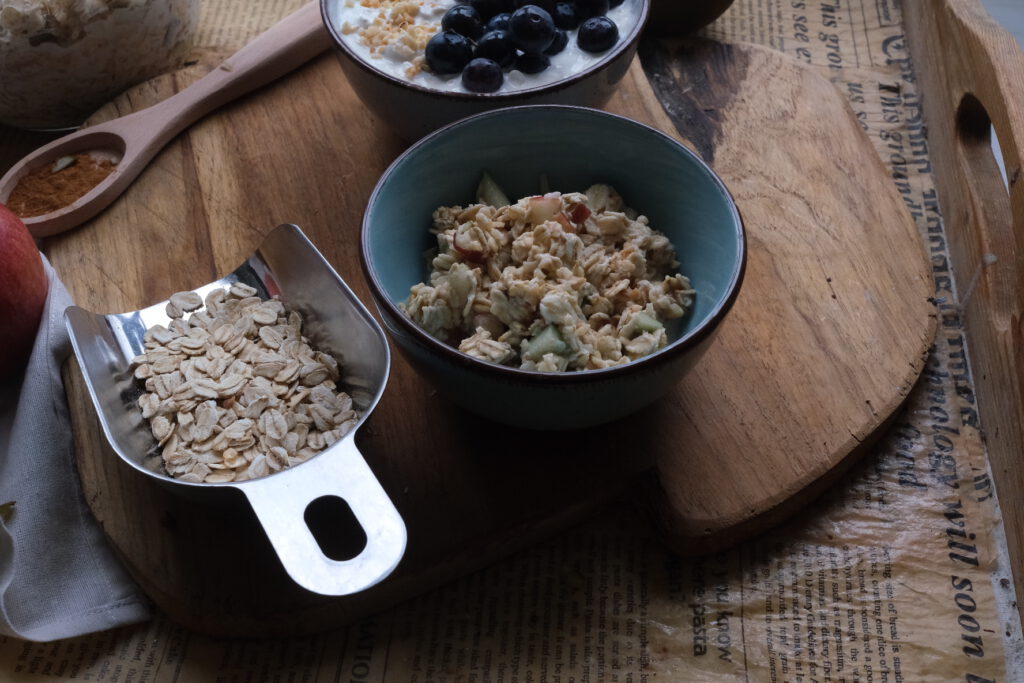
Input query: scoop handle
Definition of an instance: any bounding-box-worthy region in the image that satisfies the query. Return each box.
[238,438,407,596]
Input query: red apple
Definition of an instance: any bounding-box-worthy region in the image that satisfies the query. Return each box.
[0,203,48,380]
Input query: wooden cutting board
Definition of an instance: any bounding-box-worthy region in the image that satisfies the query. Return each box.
[50,36,935,636]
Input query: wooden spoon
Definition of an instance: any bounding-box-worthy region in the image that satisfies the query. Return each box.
[0,2,331,238]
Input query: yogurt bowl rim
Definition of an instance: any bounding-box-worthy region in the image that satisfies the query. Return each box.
[319,0,650,100]
[360,104,747,385]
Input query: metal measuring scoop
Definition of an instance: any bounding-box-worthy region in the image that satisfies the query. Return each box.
[65,224,407,596]
[0,2,329,238]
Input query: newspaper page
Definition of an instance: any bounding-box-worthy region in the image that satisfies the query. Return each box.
[195,0,309,51]
[1,0,1021,680]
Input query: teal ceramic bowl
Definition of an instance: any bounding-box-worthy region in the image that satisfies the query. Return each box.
[361,105,745,430]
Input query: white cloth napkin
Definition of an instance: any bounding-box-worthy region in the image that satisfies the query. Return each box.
[0,256,151,641]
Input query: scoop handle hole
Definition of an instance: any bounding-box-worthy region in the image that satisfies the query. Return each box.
[304,495,368,561]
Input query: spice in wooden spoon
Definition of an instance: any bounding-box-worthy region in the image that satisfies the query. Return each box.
[7,153,117,218]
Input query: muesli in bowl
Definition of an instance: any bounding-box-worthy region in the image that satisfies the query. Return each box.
[402,177,696,373]
[320,0,649,140]
[361,105,746,430]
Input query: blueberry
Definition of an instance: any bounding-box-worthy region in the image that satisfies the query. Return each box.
[509,5,556,53]
[573,0,609,20]
[576,16,618,52]
[513,0,556,13]
[543,28,568,55]
[442,5,484,39]
[552,2,580,29]
[485,11,512,31]
[515,50,550,74]
[462,58,505,92]
[425,30,474,74]
[469,0,506,20]
[475,30,516,67]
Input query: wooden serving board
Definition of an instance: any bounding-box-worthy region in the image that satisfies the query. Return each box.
[50,37,935,636]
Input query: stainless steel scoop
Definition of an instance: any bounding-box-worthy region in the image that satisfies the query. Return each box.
[65,224,406,596]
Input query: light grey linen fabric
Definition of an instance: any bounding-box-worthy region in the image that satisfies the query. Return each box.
[0,257,151,641]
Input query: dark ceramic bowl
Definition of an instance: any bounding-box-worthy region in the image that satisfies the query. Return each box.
[361,105,745,430]
[320,0,650,141]
[648,0,734,35]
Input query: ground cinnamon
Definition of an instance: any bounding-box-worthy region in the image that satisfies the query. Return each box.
[7,153,117,218]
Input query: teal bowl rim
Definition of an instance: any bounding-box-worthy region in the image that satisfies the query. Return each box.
[360,104,747,385]
[319,0,650,101]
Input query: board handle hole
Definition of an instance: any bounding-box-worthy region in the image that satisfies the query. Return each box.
[304,495,368,561]
[951,92,1017,310]
[956,93,1013,192]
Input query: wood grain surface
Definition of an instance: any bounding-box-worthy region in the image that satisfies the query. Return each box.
[49,36,935,636]
[640,39,937,546]
[903,0,1024,624]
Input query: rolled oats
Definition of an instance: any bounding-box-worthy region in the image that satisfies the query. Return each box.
[132,285,361,483]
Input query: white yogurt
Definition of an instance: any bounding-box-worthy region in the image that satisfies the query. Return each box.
[327,0,641,94]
